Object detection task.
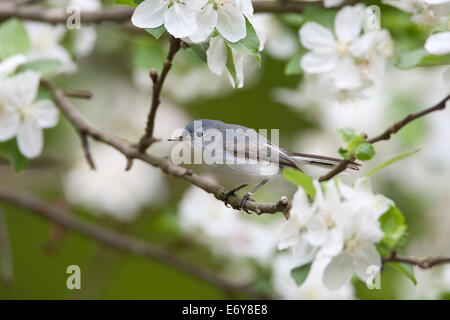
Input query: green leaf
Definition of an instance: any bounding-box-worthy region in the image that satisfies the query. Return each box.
[226,18,261,63]
[190,43,209,62]
[301,5,337,30]
[284,51,305,76]
[395,48,450,69]
[337,128,358,143]
[388,262,417,285]
[225,45,238,88]
[283,168,315,199]
[379,206,408,248]
[354,142,375,161]
[146,25,165,39]
[17,59,62,76]
[0,18,30,59]
[291,263,312,286]
[364,149,421,177]
[0,140,29,173]
[338,147,351,160]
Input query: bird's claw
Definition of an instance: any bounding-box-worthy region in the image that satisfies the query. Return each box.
[222,184,248,208]
[240,192,255,214]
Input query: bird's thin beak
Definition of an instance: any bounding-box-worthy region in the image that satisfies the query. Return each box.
[167,136,183,142]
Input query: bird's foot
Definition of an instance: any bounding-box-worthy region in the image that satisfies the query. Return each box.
[222,184,248,208]
[240,192,255,214]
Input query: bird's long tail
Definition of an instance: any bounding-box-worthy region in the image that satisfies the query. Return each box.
[289,152,361,171]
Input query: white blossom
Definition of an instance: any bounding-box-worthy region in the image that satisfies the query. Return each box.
[63,143,168,221]
[299,5,392,91]
[272,254,354,300]
[206,35,245,88]
[0,54,27,80]
[131,0,207,39]
[0,71,59,158]
[189,0,253,43]
[25,22,77,74]
[179,186,281,264]
[278,177,393,290]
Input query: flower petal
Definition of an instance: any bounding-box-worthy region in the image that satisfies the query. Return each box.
[425,32,450,55]
[305,215,328,246]
[301,51,338,73]
[331,56,362,89]
[0,105,20,141]
[189,4,218,43]
[216,4,246,43]
[323,252,354,290]
[34,100,59,129]
[353,244,381,283]
[164,3,197,38]
[131,0,166,29]
[1,71,40,109]
[17,117,43,158]
[206,36,227,75]
[0,54,27,79]
[335,6,363,43]
[228,50,244,88]
[240,0,254,17]
[299,22,336,53]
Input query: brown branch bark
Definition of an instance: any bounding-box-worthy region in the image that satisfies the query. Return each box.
[0,1,354,25]
[319,93,450,182]
[383,251,450,269]
[137,37,182,154]
[0,186,272,299]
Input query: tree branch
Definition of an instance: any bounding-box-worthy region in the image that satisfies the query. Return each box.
[0,1,354,25]
[41,79,290,215]
[137,37,182,154]
[383,251,450,269]
[319,93,450,182]
[0,186,272,299]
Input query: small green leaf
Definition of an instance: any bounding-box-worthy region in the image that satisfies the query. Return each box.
[226,18,260,63]
[338,147,351,160]
[388,262,417,285]
[0,140,29,173]
[395,48,450,69]
[283,168,315,199]
[301,5,337,30]
[364,149,420,177]
[284,51,305,76]
[337,128,358,143]
[17,59,62,76]
[379,206,408,248]
[225,45,238,87]
[146,25,165,39]
[354,142,375,161]
[291,263,312,286]
[190,43,209,62]
[0,18,30,59]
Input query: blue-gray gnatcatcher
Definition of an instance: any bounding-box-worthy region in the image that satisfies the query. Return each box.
[169,119,360,212]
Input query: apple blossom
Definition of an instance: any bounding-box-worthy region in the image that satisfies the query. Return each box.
[131,0,208,39]
[0,71,59,158]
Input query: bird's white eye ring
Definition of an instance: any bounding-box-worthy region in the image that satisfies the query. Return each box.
[196,131,203,138]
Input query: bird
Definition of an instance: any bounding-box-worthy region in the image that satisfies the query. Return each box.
[168,119,360,212]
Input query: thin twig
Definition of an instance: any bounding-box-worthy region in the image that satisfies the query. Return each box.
[63,89,93,100]
[0,186,272,299]
[383,251,450,269]
[137,37,182,154]
[319,93,450,182]
[0,1,349,25]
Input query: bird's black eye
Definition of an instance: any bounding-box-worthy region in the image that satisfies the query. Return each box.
[196,131,203,138]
